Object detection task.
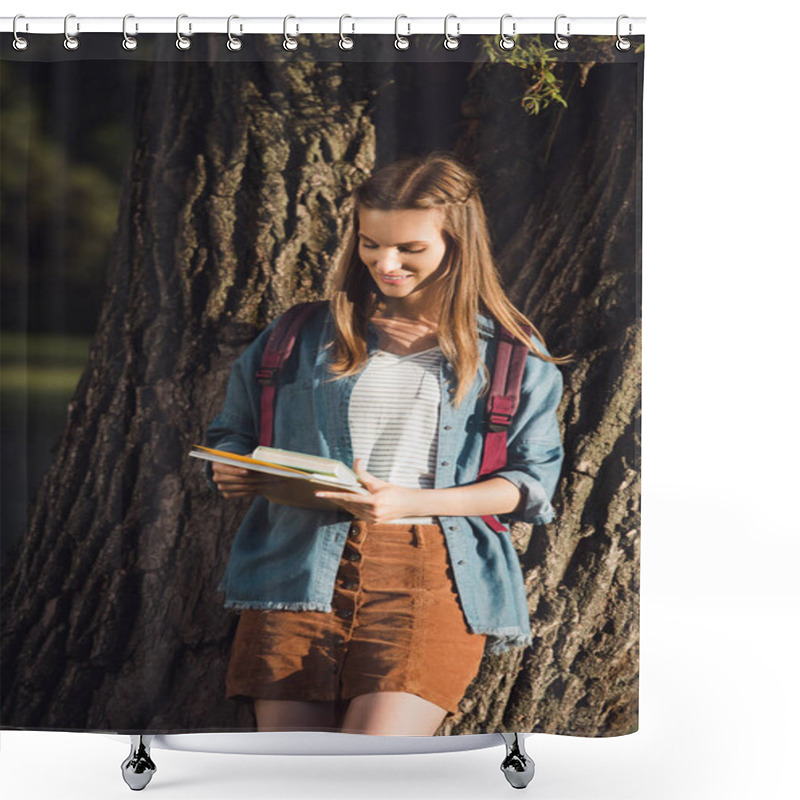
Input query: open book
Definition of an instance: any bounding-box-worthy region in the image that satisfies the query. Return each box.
[189,444,368,510]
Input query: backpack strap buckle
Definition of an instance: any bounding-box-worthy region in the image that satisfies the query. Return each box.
[488,413,512,432]
[488,395,515,432]
[256,368,277,385]
[256,352,284,384]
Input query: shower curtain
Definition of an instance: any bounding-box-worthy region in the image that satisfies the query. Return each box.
[0,28,643,738]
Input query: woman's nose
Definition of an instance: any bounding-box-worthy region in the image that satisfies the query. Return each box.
[373,251,402,272]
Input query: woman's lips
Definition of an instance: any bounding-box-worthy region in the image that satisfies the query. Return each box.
[379,274,410,284]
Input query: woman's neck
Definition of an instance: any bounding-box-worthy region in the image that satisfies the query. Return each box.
[378,291,440,324]
[376,308,435,326]
[370,296,440,354]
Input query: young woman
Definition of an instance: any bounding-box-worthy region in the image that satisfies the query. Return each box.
[205,152,568,736]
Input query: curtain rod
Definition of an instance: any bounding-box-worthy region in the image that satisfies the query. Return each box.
[1,16,646,37]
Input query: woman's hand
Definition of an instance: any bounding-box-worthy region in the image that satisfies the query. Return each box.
[211,461,290,500]
[314,459,422,523]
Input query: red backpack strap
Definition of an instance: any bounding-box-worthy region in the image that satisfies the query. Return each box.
[478,322,533,532]
[256,300,328,447]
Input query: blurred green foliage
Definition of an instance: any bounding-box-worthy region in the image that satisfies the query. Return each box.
[0,331,90,563]
[1,330,90,367]
[0,61,133,332]
[0,330,90,395]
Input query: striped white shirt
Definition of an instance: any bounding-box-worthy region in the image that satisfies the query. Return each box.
[349,346,443,523]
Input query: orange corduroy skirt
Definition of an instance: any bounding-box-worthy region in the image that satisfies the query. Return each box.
[225,519,487,716]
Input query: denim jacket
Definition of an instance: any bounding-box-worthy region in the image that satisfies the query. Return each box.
[203,304,564,655]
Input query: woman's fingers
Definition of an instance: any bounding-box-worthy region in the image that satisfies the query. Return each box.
[214,466,282,484]
[315,490,368,503]
[212,463,289,498]
[316,493,378,521]
[213,463,252,478]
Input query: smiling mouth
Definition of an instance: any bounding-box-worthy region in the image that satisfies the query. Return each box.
[378,274,411,284]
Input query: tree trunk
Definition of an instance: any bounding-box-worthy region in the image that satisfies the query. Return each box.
[445,58,641,736]
[1,36,377,731]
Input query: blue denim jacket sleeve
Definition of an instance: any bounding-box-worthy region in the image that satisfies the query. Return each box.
[488,347,565,525]
[202,320,278,495]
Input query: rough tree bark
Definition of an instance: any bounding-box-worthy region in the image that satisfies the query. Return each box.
[1,38,640,736]
[446,55,641,736]
[1,36,378,732]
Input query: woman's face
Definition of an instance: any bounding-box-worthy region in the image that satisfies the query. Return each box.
[357,208,449,303]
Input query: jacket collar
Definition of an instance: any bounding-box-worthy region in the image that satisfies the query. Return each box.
[476,310,496,338]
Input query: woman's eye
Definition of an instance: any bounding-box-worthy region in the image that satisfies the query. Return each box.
[361,243,424,254]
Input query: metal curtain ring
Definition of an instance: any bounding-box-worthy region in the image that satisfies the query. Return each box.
[395,14,410,50]
[554,14,570,50]
[615,14,632,51]
[499,14,515,50]
[12,14,28,51]
[64,13,79,50]
[227,15,242,51]
[339,14,354,50]
[283,15,298,50]
[176,13,191,50]
[444,14,460,50]
[122,14,138,51]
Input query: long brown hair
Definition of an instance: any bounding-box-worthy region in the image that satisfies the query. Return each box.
[327,151,572,407]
